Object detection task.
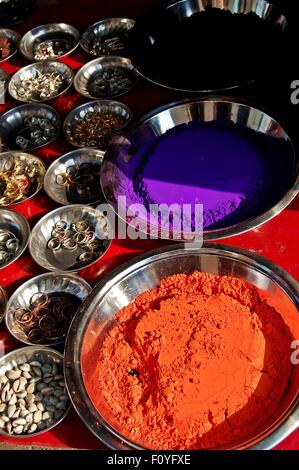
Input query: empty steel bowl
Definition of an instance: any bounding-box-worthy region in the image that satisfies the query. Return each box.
[0,67,9,96]
[5,272,91,346]
[0,284,7,323]
[0,209,30,269]
[44,148,105,206]
[19,23,80,62]
[29,204,112,272]
[8,60,74,103]
[80,17,135,57]
[74,57,139,99]
[0,152,45,206]
[0,346,71,438]
[0,103,61,151]
[63,99,133,148]
[65,243,299,449]
[0,28,20,63]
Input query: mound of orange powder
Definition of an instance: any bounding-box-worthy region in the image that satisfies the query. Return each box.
[87,272,292,449]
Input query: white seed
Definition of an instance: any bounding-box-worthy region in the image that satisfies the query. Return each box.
[0,376,8,386]
[13,417,26,426]
[25,394,35,404]
[26,383,35,394]
[13,377,27,393]
[33,410,42,423]
[20,409,29,418]
[28,403,37,413]
[7,404,16,418]
[42,411,51,420]
[6,369,21,380]
[1,415,9,422]
[13,425,23,434]
[22,371,32,379]
[0,418,5,428]
[18,398,26,406]
[5,422,12,434]
[16,390,27,398]
[1,389,11,403]
[0,404,6,412]
[29,377,42,384]
[25,413,33,424]
[11,409,20,419]
[28,423,37,433]
[36,402,45,411]
[19,364,31,372]
[8,394,17,405]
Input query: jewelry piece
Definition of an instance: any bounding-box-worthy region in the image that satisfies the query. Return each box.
[30,292,48,308]
[47,238,61,251]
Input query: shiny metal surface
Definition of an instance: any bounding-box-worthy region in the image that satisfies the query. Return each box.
[0,346,71,438]
[80,18,135,56]
[65,243,299,450]
[0,209,30,270]
[0,152,45,205]
[74,57,139,99]
[29,204,112,272]
[63,99,133,148]
[101,97,298,241]
[44,148,105,206]
[0,103,61,151]
[5,272,91,346]
[8,60,74,102]
[0,28,20,63]
[19,23,80,61]
[0,284,7,324]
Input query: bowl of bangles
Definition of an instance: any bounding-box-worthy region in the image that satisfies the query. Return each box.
[5,272,91,346]
[0,209,30,269]
[0,152,45,207]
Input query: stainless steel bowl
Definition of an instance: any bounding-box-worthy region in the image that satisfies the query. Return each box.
[0,104,61,151]
[5,272,91,346]
[0,284,7,324]
[0,28,20,63]
[0,346,71,438]
[19,23,80,61]
[63,100,133,148]
[80,18,135,57]
[44,148,105,206]
[0,209,30,270]
[0,152,45,206]
[8,61,74,103]
[29,204,112,273]
[101,97,298,241]
[74,57,139,99]
[65,243,299,450]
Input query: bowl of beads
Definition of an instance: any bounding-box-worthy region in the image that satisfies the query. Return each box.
[5,272,91,346]
[8,61,74,103]
[29,205,112,272]
[0,208,30,270]
[44,148,105,206]
[0,104,61,151]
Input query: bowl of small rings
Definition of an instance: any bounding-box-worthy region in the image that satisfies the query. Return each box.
[0,152,45,207]
[5,272,91,346]
[44,148,105,205]
[29,205,112,272]
[8,61,74,102]
[0,209,30,270]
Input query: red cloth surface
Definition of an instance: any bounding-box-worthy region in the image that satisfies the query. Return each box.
[0,0,298,450]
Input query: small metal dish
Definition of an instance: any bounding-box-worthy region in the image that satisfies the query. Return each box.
[0,103,61,151]
[0,152,45,206]
[20,23,80,62]
[29,204,112,273]
[63,99,133,148]
[80,17,135,57]
[0,346,71,438]
[74,56,139,99]
[0,28,20,63]
[0,284,7,324]
[5,272,91,346]
[8,60,74,103]
[0,209,30,270]
[0,67,9,96]
[44,148,105,206]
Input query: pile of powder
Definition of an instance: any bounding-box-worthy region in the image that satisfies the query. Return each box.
[132,120,292,231]
[87,272,292,449]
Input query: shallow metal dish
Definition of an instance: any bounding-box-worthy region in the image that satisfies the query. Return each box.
[101,97,298,241]
[0,28,20,62]
[65,243,299,450]
[128,0,287,92]
[0,103,61,151]
[44,148,105,206]
[0,152,45,206]
[63,100,133,148]
[74,57,139,99]
[80,18,135,57]
[19,23,80,61]
[0,208,30,270]
[8,60,74,103]
[5,272,91,346]
[29,204,112,273]
[0,284,7,324]
[0,346,71,438]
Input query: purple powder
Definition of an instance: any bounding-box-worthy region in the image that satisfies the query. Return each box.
[131,121,293,230]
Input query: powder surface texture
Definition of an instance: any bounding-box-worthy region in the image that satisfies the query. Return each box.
[87,272,292,450]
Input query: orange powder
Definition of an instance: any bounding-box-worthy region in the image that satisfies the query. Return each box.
[87,272,292,449]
